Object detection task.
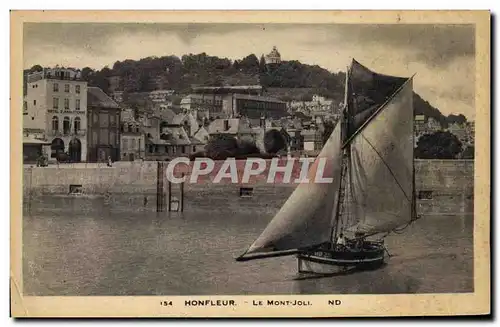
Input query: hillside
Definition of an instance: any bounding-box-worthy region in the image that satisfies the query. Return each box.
[24,53,462,126]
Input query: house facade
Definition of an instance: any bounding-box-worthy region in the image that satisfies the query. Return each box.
[86,87,121,162]
[24,67,88,162]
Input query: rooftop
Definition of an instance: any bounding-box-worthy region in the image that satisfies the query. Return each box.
[87,87,120,109]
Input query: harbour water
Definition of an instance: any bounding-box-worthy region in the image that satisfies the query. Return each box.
[22,195,473,296]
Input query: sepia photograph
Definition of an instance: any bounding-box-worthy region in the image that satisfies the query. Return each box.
[10,10,490,317]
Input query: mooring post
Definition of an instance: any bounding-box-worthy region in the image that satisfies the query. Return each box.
[180,173,185,212]
[167,177,172,212]
[156,161,164,212]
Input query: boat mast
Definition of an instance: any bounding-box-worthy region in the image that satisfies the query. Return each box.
[329,65,351,247]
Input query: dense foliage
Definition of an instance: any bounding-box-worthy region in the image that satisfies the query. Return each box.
[263,129,287,154]
[25,53,464,128]
[461,145,475,159]
[202,134,266,160]
[415,131,463,159]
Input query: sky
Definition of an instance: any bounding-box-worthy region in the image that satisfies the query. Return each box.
[23,23,476,119]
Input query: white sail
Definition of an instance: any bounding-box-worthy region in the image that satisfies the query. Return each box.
[345,78,414,235]
[244,123,344,255]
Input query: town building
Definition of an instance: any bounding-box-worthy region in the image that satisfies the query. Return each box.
[172,112,199,137]
[86,87,121,162]
[207,118,257,142]
[414,115,442,136]
[287,94,337,117]
[193,126,210,146]
[448,122,474,149]
[24,67,88,162]
[184,86,287,120]
[145,124,193,161]
[120,108,145,161]
[149,90,175,103]
[264,46,282,65]
[180,93,224,120]
[23,135,51,164]
[108,75,122,93]
[301,128,323,153]
[111,91,124,104]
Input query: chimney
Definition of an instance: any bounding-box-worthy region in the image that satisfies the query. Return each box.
[260,115,266,129]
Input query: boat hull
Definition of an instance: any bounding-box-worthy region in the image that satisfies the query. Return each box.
[297,242,385,274]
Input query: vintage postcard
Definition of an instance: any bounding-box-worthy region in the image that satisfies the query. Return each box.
[10,10,490,317]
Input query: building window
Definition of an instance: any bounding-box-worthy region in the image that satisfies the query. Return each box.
[123,139,128,150]
[418,191,433,200]
[110,131,116,146]
[76,85,80,94]
[99,112,109,127]
[64,84,70,93]
[110,114,116,127]
[75,99,80,110]
[74,117,81,133]
[51,116,59,131]
[240,187,254,198]
[53,83,59,92]
[64,98,69,109]
[32,100,36,106]
[181,146,186,153]
[63,117,70,135]
[192,146,196,152]
[53,97,59,109]
[131,139,136,150]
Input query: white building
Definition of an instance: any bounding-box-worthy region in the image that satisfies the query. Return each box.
[288,94,335,115]
[120,108,145,161]
[24,67,88,162]
[149,90,175,103]
[264,46,282,65]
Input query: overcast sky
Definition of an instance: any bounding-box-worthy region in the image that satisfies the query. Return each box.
[23,23,475,119]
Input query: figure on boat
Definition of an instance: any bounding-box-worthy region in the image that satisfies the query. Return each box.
[236,59,420,275]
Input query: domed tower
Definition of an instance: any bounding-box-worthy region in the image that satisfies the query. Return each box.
[265,46,282,65]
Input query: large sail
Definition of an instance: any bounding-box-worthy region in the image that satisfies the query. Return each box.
[238,123,344,259]
[347,60,408,138]
[345,76,414,235]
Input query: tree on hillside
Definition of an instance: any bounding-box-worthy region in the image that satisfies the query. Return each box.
[461,145,474,159]
[264,129,287,154]
[81,67,94,81]
[232,60,240,71]
[259,55,267,73]
[321,120,336,145]
[29,65,43,73]
[447,114,467,125]
[413,93,448,129]
[239,54,260,73]
[237,139,261,156]
[123,93,155,118]
[205,134,239,160]
[415,131,462,159]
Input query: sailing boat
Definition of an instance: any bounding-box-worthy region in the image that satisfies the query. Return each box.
[236,59,419,274]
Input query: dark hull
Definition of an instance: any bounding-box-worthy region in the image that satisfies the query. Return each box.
[297,241,385,273]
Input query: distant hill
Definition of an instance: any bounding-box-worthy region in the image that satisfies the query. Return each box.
[24,53,464,126]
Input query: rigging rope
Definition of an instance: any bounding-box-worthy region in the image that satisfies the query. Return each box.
[360,134,412,204]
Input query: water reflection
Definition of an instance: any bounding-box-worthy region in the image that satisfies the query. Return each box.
[23,197,473,296]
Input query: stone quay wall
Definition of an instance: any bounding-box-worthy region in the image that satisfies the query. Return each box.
[22,159,474,215]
